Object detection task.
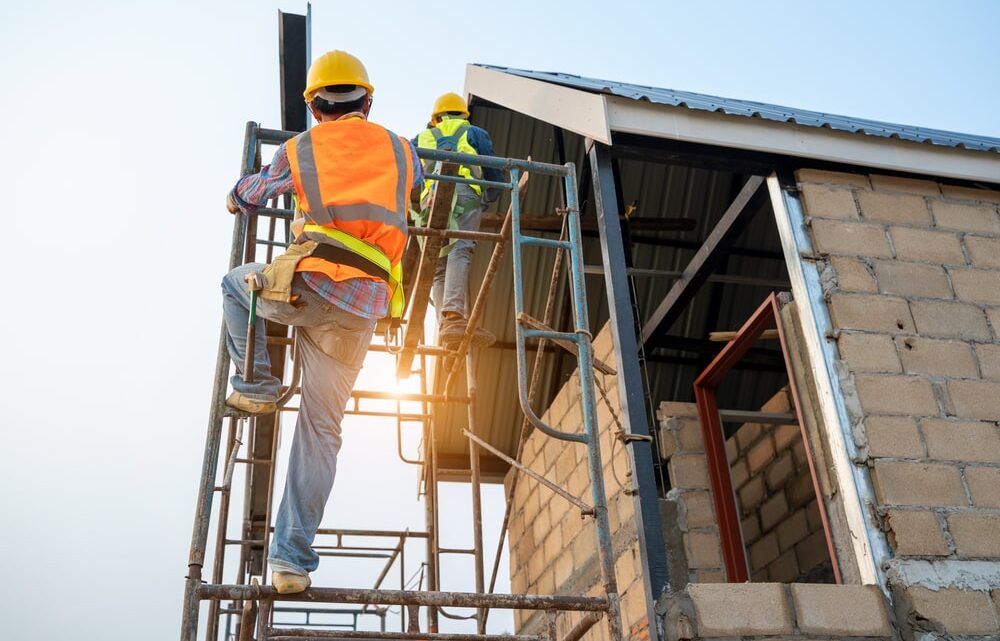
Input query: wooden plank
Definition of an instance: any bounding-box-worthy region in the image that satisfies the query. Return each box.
[395,163,458,378]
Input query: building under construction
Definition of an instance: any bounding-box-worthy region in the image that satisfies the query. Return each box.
[181,11,1000,641]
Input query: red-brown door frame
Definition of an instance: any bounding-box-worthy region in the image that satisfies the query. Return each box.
[693,293,841,584]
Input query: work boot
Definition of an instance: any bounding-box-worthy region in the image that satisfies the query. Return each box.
[226,391,277,415]
[272,570,311,594]
[438,318,496,349]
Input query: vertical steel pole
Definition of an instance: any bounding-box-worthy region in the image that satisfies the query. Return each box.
[421,356,440,632]
[562,165,623,641]
[260,416,280,580]
[207,418,239,641]
[466,349,486,633]
[588,142,668,641]
[180,121,256,641]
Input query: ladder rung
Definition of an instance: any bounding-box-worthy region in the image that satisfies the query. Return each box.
[523,328,578,343]
[267,630,544,641]
[518,236,571,250]
[517,313,616,376]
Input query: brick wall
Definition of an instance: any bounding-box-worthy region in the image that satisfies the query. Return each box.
[796,170,1000,638]
[657,401,723,585]
[726,388,833,583]
[658,388,832,587]
[507,172,1000,640]
[506,324,650,641]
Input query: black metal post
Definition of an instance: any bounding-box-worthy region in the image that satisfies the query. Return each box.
[588,141,670,639]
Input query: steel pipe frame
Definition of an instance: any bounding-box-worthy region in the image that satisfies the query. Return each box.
[198,585,608,611]
[484,212,568,627]
[268,632,541,641]
[184,122,624,641]
[464,349,487,634]
[181,121,259,641]
[692,293,841,584]
[587,142,669,641]
[509,164,623,641]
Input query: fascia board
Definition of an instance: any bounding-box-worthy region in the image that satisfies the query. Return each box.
[465,65,611,145]
[608,95,1000,183]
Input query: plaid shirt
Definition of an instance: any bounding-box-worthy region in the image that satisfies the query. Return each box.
[231,124,422,320]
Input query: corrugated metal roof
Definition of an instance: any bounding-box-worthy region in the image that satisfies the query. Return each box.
[476,64,1000,154]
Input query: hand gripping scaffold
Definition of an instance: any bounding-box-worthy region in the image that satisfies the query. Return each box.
[180,122,625,641]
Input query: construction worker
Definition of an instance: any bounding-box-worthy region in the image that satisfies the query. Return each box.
[414,93,502,347]
[222,50,421,594]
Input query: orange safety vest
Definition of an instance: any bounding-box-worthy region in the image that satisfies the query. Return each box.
[286,118,414,316]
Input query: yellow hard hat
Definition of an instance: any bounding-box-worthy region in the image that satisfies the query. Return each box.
[303,50,374,102]
[431,92,469,120]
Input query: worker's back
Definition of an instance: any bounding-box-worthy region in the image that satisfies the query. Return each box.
[287,117,414,287]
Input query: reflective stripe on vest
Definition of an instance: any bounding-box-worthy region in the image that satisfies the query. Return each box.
[294,128,409,234]
[287,119,412,319]
[302,224,405,318]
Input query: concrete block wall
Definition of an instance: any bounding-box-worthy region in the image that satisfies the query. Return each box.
[795,169,1000,638]
[506,323,651,641]
[507,173,1000,641]
[725,388,832,583]
[658,387,832,587]
[657,401,724,585]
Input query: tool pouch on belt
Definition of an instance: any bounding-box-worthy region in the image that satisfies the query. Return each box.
[259,240,319,303]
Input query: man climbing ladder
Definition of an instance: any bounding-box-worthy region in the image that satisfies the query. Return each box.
[414,93,502,347]
[221,49,421,594]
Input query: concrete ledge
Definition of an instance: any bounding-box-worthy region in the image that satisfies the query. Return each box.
[790,584,891,636]
[688,583,793,636]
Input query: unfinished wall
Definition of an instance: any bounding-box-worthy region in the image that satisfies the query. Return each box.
[511,328,897,641]
[726,388,833,583]
[656,401,723,585]
[508,173,1000,641]
[506,324,651,641]
[658,387,832,587]
[795,170,1000,639]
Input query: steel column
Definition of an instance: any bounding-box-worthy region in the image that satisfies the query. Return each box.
[465,350,486,633]
[588,142,670,634]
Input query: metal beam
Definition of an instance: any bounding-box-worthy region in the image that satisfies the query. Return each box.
[198,584,609,610]
[588,141,670,633]
[480,214,695,233]
[640,175,767,345]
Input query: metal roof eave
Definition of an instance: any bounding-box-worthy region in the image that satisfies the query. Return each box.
[466,65,1000,184]
[464,64,612,145]
[608,96,1000,183]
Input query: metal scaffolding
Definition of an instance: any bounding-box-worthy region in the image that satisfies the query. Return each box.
[179,123,625,641]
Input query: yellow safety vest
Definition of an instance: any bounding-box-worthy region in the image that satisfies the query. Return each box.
[416,117,484,207]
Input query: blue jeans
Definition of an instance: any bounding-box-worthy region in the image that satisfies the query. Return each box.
[221,263,376,575]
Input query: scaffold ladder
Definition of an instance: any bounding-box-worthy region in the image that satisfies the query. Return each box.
[180,122,625,641]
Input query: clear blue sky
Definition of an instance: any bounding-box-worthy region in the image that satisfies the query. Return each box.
[1,1,998,639]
